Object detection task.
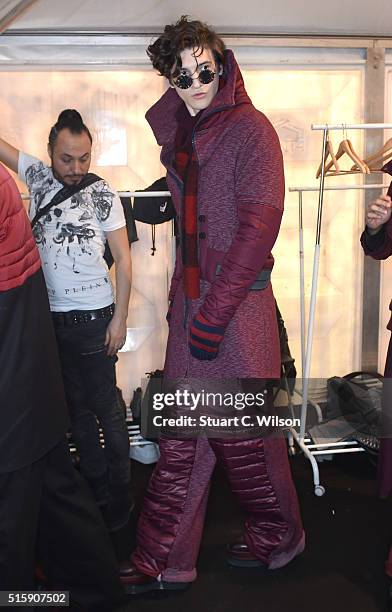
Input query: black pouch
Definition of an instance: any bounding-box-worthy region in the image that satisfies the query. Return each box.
[133,178,176,256]
[133,177,175,225]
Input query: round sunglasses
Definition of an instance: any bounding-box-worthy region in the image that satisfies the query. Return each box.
[173,67,216,90]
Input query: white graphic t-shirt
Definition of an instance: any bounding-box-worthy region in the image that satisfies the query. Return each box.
[19,152,125,312]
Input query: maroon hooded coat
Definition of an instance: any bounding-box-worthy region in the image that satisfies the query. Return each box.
[131,51,304,583]
[146,49,283,378]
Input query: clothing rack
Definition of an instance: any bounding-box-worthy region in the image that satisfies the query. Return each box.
[288,122,392,495]
[118,191,171,198]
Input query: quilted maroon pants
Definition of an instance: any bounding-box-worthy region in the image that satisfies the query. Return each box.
[131,435,304,582]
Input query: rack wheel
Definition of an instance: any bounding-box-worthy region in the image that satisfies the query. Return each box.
[314,485,325,497]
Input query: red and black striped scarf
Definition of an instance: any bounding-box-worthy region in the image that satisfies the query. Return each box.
[174,77,227,299]
[174,105,201,299]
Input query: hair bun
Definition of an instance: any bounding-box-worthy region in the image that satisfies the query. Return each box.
[48,109,92,150]
[57,109,83,126]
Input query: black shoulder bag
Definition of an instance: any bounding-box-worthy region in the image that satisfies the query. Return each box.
[30,173,102,229]
[30,173,137,267]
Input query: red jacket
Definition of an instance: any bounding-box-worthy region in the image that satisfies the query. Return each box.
[0,165,40,290]
[0,164,69,472]
[146,50,284,379]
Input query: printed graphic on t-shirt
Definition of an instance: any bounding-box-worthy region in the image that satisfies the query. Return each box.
[29,163,115,250]
[70,182,116,222]
[26,161,58,214]
[27,161,116,268]
[19,153,125,310]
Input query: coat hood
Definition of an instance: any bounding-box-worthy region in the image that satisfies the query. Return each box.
[146,49,252,147]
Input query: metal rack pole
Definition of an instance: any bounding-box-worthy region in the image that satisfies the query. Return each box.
[299,190,306,381]
[21,190,171,200]
[299,126,328,441]
[312,123,392,130]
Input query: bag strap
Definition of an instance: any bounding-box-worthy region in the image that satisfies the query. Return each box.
[30,173,102,229]
[343,371,384,383]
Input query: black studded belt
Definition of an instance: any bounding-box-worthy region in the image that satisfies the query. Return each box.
[52,303,115,327]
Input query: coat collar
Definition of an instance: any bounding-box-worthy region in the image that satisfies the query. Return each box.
[145,49,251,148]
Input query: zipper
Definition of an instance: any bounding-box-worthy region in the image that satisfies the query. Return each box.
[167,166,183,193]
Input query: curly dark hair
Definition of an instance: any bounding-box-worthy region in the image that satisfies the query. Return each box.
[147,15,226,81]
[48,109,92,152]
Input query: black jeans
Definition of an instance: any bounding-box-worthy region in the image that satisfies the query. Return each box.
[53,316,130,512]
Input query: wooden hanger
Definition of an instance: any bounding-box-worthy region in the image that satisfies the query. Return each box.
[316,137,340,178]
[365,137,392,167]
[369,152,392,171]
[351,137,392,172]
[324,139,370,175]
[346,139,370,173]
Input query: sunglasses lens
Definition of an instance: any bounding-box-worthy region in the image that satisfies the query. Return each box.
[198,69,215,85]
[174,74,193,89]
[173,68,216,89]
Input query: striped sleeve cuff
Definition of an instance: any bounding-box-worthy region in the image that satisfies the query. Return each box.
[189,313,225,361]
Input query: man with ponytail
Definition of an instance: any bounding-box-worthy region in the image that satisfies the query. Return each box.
[0,109,133,534]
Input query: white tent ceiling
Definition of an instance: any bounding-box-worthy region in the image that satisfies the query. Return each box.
[1,0,392,37]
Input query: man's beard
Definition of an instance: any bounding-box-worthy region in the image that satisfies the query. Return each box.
[52,167,86,186]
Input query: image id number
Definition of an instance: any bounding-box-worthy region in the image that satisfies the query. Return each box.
[0,591,69,607]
